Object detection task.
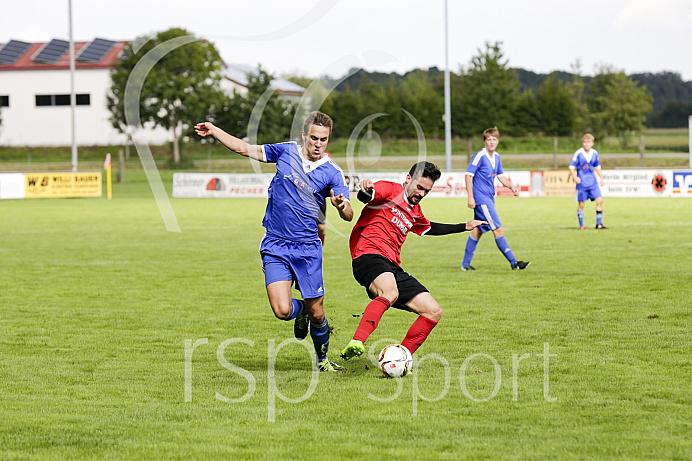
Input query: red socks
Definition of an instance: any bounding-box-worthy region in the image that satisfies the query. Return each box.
[402,316,438,354]
[354,297,438,355]
[353,297,390,343]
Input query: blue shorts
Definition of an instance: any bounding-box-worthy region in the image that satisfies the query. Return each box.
[260,234,324,299]
[473,202,502,233]
[576,184,602,202]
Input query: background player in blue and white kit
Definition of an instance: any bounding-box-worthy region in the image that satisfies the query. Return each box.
[460,127,530,271]
[195,112,354,372]
[569,133,607,229]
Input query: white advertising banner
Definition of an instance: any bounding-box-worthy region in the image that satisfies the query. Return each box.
[172,171,532,199]
[0,173,26,199]
[602,169,692,198]
[172,170,691,199]
[534,169,692,198]
[173,171,531,198]
[172,173,274,198]
[421,171,531,198]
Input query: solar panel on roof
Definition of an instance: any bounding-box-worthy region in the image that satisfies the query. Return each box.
[33,39,69,63]
[0,40,32,65]
[77,38,116,63]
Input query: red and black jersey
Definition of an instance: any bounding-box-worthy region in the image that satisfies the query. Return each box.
[349,181,431,265]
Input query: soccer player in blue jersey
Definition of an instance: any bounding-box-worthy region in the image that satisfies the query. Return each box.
[569,133,607,230]
[460,127,530,271]
[194,112,354,372]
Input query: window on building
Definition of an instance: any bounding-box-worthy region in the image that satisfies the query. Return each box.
[76,94,90,105]
[0,95,8,107]
[35,94,91,107]
[55,94,70,106]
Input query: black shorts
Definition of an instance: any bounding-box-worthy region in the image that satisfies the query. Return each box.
[352,254,428,311]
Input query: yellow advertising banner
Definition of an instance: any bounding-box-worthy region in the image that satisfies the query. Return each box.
[25,172,102,198]
[544,170,576,197]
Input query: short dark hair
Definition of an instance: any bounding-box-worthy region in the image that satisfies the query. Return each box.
[408,161,441,183]
[303,111,333,135]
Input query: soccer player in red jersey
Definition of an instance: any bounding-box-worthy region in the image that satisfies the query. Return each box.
[341,162,486,361]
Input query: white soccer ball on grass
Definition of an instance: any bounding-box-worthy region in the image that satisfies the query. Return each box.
[378,344,413,378]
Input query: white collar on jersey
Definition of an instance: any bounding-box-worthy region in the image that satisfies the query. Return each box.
[482,148,498,169]
[579,148,595,163]
[299,148,331,173]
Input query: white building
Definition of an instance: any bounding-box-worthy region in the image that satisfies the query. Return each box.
[223,63,307,99]
[0,38,305,147]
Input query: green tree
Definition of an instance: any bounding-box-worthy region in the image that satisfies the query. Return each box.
[513,91,540,136]
[536,73,577,136]
[586,68,653,147]
[213,66,298,144]
[648,99,692,128]
[107,28,227,165]
[399,69,444,138]
[567,61,591,134]
[285,75,313,89]
[452,42,521,137]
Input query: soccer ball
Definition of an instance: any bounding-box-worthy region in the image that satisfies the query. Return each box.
[378,344,413,378]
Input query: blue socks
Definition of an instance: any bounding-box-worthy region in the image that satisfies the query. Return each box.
[495,236,516,266]
[596,211,603,226]
[285,300,329,362]
[577,210,584,228]
[286,298,305,321]
[310,317,330,362]
[462,235,479,267]
[464,234,518,267]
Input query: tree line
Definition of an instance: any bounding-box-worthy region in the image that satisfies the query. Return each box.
[106,29,689,165]
[321,42,657,148]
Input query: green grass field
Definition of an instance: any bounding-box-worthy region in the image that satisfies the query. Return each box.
[1,171,691,460]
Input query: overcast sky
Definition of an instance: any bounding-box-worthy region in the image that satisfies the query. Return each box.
[2,0,691,81]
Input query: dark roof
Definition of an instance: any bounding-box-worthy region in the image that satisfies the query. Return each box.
[0,38,126,70]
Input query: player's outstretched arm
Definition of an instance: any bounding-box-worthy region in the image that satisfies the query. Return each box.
[194,122,264,161]
[498,175,519,196]
[330,190,354,222]
[426,219,488,236]
[465,219,487,230]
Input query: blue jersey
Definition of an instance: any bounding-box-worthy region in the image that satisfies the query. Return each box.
[570,148,601,189]
[466,148,505,205]
[261,142,349,242]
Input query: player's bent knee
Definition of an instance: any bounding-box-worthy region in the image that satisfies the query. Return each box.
[270,305,292,321]
[382,289,399,305]
[428,305,442,323]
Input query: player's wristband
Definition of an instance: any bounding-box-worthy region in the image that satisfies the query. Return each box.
[357,189,374,203]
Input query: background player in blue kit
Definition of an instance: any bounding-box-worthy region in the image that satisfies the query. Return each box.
[460,127,530,271]
[569,133,607,230]
[195,112,354,372]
